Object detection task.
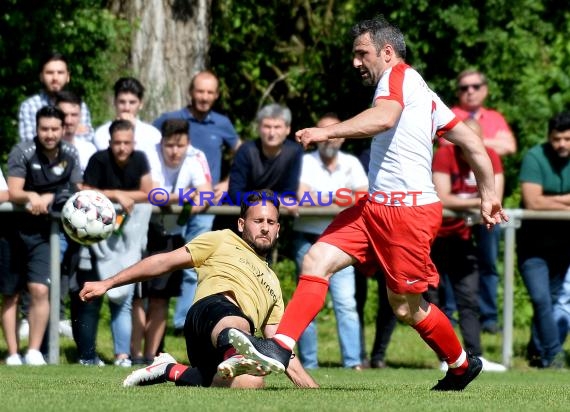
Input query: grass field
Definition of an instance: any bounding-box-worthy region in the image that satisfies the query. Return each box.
[1,362,569,412]
[2,307,570,412]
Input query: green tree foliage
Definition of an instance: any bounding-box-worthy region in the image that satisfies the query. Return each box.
[211,0,570,194]
[0,0,130,161]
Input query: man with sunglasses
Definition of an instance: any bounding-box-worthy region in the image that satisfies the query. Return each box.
[449,69,516,337]
[451,69,516,157]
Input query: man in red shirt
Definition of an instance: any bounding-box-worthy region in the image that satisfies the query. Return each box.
[439,70,515,334]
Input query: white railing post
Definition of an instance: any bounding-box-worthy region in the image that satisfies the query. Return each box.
[48,217,61,365]
[501,209,522,367]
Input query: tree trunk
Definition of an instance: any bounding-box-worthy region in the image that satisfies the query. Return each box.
[108,0,211,121]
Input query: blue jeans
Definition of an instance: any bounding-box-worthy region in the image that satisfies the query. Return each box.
[70,269,133,358]
[173,214,214,329]
[109,290,133,356]
[553,264,570,344]
[473,224,501,328]
[519,256,565,366]
[294,232,361,368]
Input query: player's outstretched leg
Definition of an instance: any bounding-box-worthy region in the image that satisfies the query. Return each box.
[431,354,483,391]
[217,354,270,379]
[226,328,291,374]
[123,353,177,387]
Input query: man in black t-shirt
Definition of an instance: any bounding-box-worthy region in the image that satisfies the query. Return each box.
[7,105,82,365]
[227,104,302,218]
[83,119,153,209]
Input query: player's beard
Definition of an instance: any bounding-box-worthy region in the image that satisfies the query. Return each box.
[242,230,277,257]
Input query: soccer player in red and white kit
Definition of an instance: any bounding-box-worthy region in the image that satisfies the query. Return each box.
[220,16,509,391]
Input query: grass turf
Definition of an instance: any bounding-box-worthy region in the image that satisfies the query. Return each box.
[1,365,569,412]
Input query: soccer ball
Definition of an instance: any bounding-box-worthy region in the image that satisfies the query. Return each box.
[61,190,116,246]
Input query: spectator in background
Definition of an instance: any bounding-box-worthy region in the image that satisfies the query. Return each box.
[19,52,93,143]
[449,69,516,156]
[51,90,97,340]
[153,70,241,199]
[517,111,570,368]
[0,168,26,365]
[446,69,517,334]
[93,77,161,159]
[228,103,302,217]
[8,106,82,365]
[70,119,153,366]
[55,91,97,172]
[153,70,240,333]
[430,118,506,372]
[131,119,212,365]
[293,113,367,370]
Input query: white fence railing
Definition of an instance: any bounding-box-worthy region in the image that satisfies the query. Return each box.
[1,202,567,367]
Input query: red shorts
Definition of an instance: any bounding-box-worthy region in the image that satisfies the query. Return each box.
[319,198,442,294]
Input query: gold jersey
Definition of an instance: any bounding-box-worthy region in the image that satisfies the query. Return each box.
[186,229,284,332]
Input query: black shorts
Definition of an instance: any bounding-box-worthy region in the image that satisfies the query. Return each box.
[184,294,254,387]
[0,230,26,296]
[135,229,185,299]
[18,217,52,286]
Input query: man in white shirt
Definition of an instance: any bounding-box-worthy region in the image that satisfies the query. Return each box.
[132,118,212,364]
[93,77,161,162]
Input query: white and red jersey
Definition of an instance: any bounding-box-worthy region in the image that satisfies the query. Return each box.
[368,62,458,206]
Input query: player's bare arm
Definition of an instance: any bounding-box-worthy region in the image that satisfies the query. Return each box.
[295,99,402,149]
[443,121,509,226]
[80,246,193,301]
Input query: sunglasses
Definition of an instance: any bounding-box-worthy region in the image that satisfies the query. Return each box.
[458,83,484,92]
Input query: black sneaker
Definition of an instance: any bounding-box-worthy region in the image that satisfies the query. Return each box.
[227,328,292,374]
[431,354,483,391]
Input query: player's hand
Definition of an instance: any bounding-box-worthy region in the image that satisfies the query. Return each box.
[295,127,329,149]
[79,281,108,302]
[480,198,509,229]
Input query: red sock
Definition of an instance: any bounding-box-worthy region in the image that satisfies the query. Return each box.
[223,347,237,360]
[274,275,329,345]
[167,364,189,381]
[412,304,468,374]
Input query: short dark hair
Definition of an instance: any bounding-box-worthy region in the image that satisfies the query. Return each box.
[351,15,406,59]
[239,190,281,219]
[548,112,570,135]
[39,51,68,72]
[109,119,135,138]
[161,119,189,140]
[113,77,145,100]
[36,105,65,128]
[54,90,82,106]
